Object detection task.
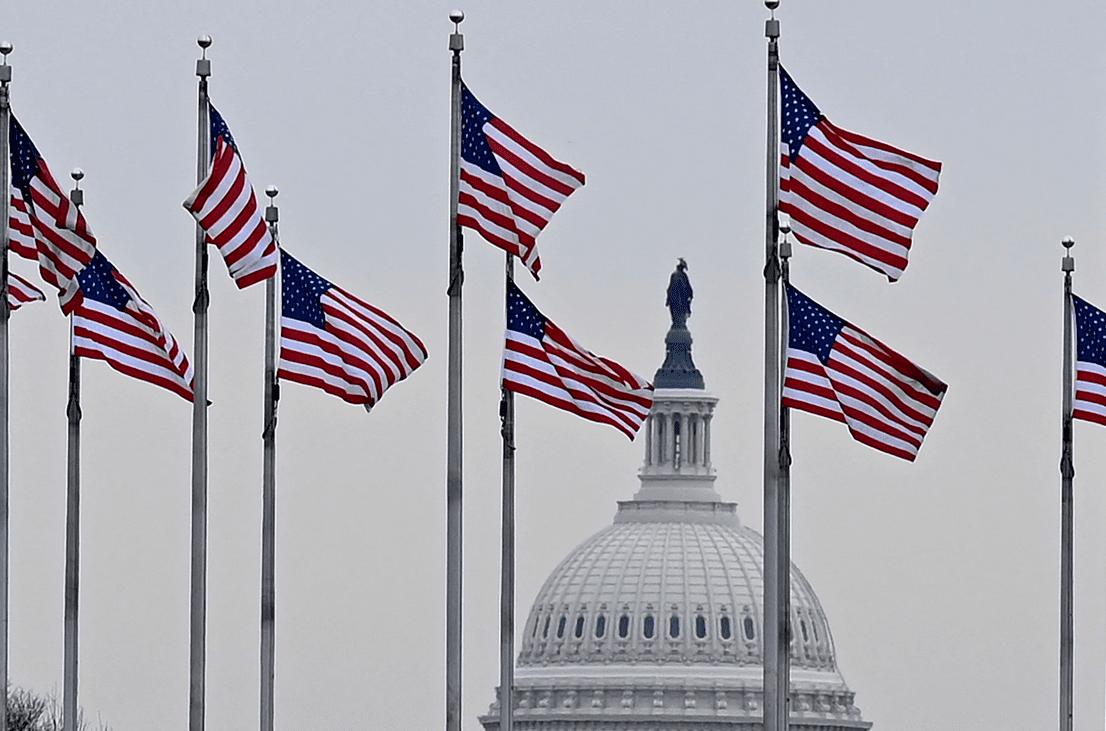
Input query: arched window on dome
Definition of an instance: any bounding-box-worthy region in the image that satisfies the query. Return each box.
[618,614,630,639]
[800,618,809,643]
[574,616,586,639]
[719,615,732,640]
[595,614,607,639]
[695,615,707,639]
[643,614,655,639]
[669,615,680,639]
[542,615,551,638]
[557,616,567,639]
[743,616,755,642]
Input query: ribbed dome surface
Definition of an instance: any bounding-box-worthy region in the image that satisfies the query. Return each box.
[518,517,837,671]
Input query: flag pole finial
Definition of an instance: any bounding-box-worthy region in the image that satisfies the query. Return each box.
[449,10,465,51]
[196,35,212,78]
[265,186,279,224]
[69,169,84,208]
[0,42,12,83]
[779,220,792,260]
[1062,236,1075,273]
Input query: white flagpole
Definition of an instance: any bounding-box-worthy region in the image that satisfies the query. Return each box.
[761,3,788,731]
[498,254,515,731]
[190,34,213,731]
[62,169,86,731]
[1059,236,1074,731]
[260,187,280,731]
[0,40,12,731]
[446,11,465,731]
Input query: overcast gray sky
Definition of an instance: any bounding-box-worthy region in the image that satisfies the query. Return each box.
[4,1,1106,730]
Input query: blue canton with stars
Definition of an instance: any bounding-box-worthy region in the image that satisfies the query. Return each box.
[281,250,333,330]
[506,280,547,340]
[786,284,845,365]
[1073,295,1106,367]
[779,66,823,161]
[9,115,44,201]
[460,83,503,177]
[77,252,132,311]
[209,105,238,155]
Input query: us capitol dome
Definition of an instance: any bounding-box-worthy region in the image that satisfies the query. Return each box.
[481,264,871,731]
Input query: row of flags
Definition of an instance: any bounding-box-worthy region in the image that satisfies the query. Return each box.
[6,106,427,411]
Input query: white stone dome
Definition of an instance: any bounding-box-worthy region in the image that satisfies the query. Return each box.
[482,295,870,730]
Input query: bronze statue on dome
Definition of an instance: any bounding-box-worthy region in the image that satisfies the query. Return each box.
[666,258,693,329]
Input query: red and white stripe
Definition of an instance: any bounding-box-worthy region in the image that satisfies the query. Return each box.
[783,323,946,461]
[459,116,584,279]
[73,270,194,402]
[1074,358,1106,426]
[781,119,941,282]
[8,271,45,311]
[183,137,277,289]
[280,286,428,408]
[503,322,653,440]
[8,186,38,260]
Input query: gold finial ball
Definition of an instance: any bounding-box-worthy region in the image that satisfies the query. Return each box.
[0,42,12,56]
[71,168,84,182]
[765,0,780,10]
[197,35,213,49]
[1062,236,1075,250]
[449,9,465,24]
[265,185,279,199]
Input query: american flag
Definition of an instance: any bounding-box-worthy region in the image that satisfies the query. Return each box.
[9,115,98,312]
[502,280,653,439]
[1071,294,1106,426]
[183,106,278,289]
[778,67,941,282]
[8,271,45,311]
[278,251,427,409]
[72,251,194,401]
[782,284,946,461]
[458,83,585,280]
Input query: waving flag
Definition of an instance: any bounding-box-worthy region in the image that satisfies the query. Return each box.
[8,272,45,311]
[9,115,97,312]
[502,280,653,439]
[183,106,277,289]
[778,67,941,281]
[1071,294,1106,426]
[279,251,427,409]
[783,284,946,461]
[72,251,193,400]
[458,83,585,279]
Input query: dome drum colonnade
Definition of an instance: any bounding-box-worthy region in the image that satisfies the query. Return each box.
[481,267,869,731]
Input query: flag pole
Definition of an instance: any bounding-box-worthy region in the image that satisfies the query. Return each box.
[1059,235,1075,731]
[191,34,213,731]
[260,186,280,731]
[0,40,12,731]
[777,222,793,731]
[446,11,465,731]
[62,169,86,731]
[761,4,787,731]
[498,255,515,731]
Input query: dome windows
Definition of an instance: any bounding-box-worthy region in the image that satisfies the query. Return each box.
[719,616,732,640]
[595,614,607,638]
[574,616,586,639]
[618,614,630,639]
[542,616,551,638]
[743,616,756,642]
[695,615,707,639]
[557,616,567,639]
[643,614,655,639]
[669,615,680,639]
